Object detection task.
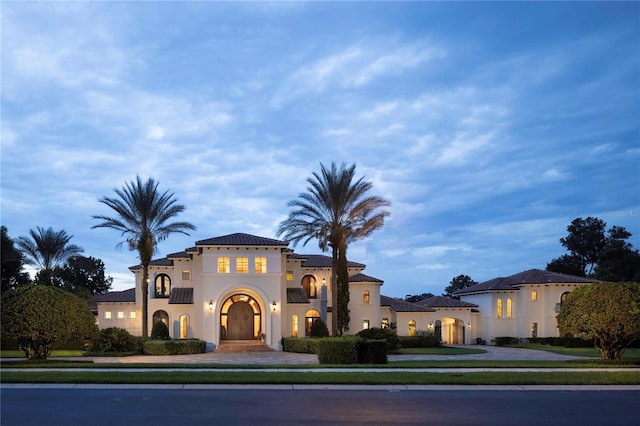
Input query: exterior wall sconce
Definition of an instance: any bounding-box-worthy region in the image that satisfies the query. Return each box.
[322,278,326,286]
[272,300,277,312]
[428,323,433,329]
[208,300,214,311]
[467,323,472,329]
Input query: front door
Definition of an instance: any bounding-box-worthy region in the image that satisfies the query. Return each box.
[226,301,254,340]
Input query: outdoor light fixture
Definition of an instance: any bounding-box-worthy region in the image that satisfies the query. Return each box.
[208,300,214,311]
[272,300,277,311]
[467,323,471,329]
[428,322,433,329]
[322,278,326,286]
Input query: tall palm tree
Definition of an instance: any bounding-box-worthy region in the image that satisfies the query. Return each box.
[277,162,390,335]
[16,227,84,286]
[92,176,195,338]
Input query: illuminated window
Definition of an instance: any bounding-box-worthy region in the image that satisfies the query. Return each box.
[381,318,389,328]
[153,310,169,327]
[182,270,190,281]
[531,322,538,338]
[236,257,249,273]
[531,290,538,301]
[408,320,416,336]
[363,319,370,330]
[155,274,171,298]
[363,290,370,304]
[291,315,299,337]
[560,291,570,305]
[130,311,136,319]
[496,298,503,318]
[218,257,230,273]
[305,309,321,336]
[286,271,293,281]
[117,311,124,319]
[255,257,267,273]
[301,275,317,299]
[105,311,112,319]
[179,315,188,339]
[506,298,513,318]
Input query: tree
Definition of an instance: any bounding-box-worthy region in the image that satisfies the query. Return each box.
[1,285,97,359]
[52,255,114,297]
[443,275,478,298]
[277,162,390,336]
[92,176,195,338]
[594,227,640,282]
[557,282,640,360]
[546,254,586,277]
[16,227,84,286]
[404,293,435,303]
[1,226,31,293]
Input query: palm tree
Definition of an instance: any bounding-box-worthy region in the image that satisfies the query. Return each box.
[277,162,390,335]
[92,176,195,338]
[16,227,84,286]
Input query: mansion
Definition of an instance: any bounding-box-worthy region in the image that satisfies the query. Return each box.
[94,233,600,350]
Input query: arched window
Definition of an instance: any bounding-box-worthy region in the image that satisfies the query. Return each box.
[305,309,321,336]
[496,298,503,318]
[560,291,570,305]
[179,315,188,339]
[301,275,317,299]
[155,274,171,298]
[363,290,370,304]
[291,315,299,338]
[153,310,169,327]
[408,320,416,336]
[506,298,513,318]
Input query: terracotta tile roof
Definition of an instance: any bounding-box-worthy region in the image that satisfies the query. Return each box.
[196,233,289,246]
[380,295,435,312]
[129,257,173,270]
[94,288,136,303]
[287,287,310,304]
[295,254,366,269]
[349,273,383,283]
[168,287,193,304]
[415,295,478,308]
[167,251,190,259]
[455,269,600,295]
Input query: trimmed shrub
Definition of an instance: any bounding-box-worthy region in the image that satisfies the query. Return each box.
[356,327,401,352]
[309,318,330,338]
[398,333,440,349]
[415,329,441,347]
[317,337,359,364]
[282,337,319,354]
[150,320,170,340]
[527,337,594,347]
[494,336,517,346]
[357,339,388,364]
[143,339,206,355]
[95,327,138,353]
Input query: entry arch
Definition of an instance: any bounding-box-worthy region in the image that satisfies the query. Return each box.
[220,294,262,340]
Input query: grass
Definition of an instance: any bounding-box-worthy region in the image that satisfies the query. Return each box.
[1,350,85,358]
[508,344,640,359]
[396,347,486,355]
[2,370,639,385]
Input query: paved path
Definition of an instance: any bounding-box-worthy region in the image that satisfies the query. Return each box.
[37,345,590,365]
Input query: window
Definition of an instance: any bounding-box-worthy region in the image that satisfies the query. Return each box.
[363,319,370,330]
[105,311,112,319]
[236,257,249,273]
[255,257,267,273]
[408,320,416,336]
[496,298,503,318]
[305,309,321,336]
[531,322,538,338]
[531,290,538,301]
[301,275,317,299]
[291,315,299,337]
[381,318,389,328]
[182,269,190,281]
[560,291,570,305]
[218,257,230,273]
[286,271,293,281]
[179,315,188,339]
[155,274,171,298]
[130,311,136,319]
[506,298,513,318]
[117,311,124,319]
[153,310,169,327]
[363,290,370,304]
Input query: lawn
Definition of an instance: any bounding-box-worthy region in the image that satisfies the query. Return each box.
[508,344,640,359]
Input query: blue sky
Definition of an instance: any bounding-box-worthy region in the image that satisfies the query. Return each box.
[2,2,639,298]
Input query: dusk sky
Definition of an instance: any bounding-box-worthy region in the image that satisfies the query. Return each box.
[2,2,639,298]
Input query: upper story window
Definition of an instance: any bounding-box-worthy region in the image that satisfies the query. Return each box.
[363,290,370,304]
[236,257,249,273]
[531,290,538,301]
[255,257,267,273]
[130,311,137,319]
[181,269,190,281]
[301,275,317,299]
[496,298,503,318]
[105,311,112,319]
[286,271,293,281]
[117,311,124,319]
[218,257,230,273]
[506,298,513,318]
[155,274,171,298]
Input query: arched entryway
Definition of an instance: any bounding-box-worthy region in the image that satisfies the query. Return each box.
[220,294,262,340]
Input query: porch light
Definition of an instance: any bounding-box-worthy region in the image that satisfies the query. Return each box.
[467,323,471,329]
[428,322,433,329]
[272,300,277,311]
[208,300,214,311]
[322,278,326,286]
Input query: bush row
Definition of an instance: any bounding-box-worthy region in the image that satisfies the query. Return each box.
[282,337,319,354]
[143,339,207,355]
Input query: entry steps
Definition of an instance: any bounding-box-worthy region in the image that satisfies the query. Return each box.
[215,340,273,353]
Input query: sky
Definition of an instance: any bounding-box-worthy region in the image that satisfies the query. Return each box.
[1,2,639,298]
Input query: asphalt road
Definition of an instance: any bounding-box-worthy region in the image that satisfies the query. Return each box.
[2,386,638,426]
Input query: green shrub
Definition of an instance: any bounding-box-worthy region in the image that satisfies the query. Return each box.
[282,337,319,354]
[494,336,517,346]
[317,337,359,364]
[143,339,206,355]
[94,327,138,353]
[356,327,401,352]
[309,318,329,338]
[357,339,388,364]
[398,332,440,348]
[150,320,170,340]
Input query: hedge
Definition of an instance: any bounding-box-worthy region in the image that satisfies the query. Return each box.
[143,339,207,355]
[398,334,440,348]
[317,337,359,364]
[282,338,319,354]
[357,339,388,364]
